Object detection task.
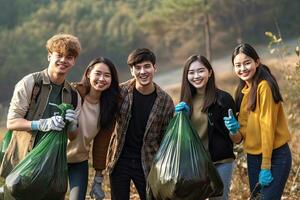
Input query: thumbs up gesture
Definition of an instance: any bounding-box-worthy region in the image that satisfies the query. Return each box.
[223,109,240,134]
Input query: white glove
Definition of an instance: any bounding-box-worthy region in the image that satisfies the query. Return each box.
[90,175,105,200]
[31,116,65,132]
[65,109,78,132]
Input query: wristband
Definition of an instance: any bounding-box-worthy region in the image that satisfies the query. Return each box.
[31,120,39,130]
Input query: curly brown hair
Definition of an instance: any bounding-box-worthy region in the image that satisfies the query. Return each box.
[46,33,81,58]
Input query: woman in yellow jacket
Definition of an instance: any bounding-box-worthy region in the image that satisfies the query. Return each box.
[223,43,291,200]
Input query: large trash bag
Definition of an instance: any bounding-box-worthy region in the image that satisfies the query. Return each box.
[4,103,73,200]
[0,130,13,163]
[147,112,224,200]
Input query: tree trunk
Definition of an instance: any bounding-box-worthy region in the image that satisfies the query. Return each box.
[203,13,211,61]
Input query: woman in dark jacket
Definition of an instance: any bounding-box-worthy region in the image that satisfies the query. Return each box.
[175,54,242,200]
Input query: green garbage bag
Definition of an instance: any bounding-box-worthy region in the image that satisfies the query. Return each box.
[147,112,224,200]
[4,103,73,200]
[0,130,13,162]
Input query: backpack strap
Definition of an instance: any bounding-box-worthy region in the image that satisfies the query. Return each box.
[70,89,78,109]
[24,73,43,120]
[24,72,78,120]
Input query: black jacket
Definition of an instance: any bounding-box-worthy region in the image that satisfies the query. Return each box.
[206,89,236,162]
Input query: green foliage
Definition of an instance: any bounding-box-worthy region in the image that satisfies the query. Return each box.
[0,0,50,28]
[0,0,300,103]
[140,0,212,60]
[265,31,282,47]
[0,0,149,102]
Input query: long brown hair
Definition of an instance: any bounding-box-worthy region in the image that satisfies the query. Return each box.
[180,54,217,114]
[232,43,283,111]
[80,57,120,131]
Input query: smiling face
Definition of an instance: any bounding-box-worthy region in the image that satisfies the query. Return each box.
[233,53,259,85]
[130,61,157,88]
[88,63,112,93]
[187,60,211,90]
[48,51,76,76]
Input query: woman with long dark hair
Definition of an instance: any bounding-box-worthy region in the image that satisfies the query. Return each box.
[224,43,291,199]
[67,57,120,200]
[175,54,242,199]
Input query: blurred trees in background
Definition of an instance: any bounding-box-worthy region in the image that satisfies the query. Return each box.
[0,0,299,103]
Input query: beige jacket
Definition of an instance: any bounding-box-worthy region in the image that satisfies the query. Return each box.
[0,69,79,178]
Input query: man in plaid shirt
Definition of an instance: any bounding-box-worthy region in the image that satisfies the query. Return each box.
[106,48,174,200]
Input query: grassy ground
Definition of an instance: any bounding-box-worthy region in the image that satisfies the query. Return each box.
[0,55,299,199]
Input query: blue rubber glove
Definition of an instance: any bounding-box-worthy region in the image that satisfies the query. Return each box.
[223,109,240,134]
[175,102,190,114]
[259,169,273,186]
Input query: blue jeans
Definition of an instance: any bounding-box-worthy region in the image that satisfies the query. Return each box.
[210,161,234,200]
[110,158,146,200]
[247,143,291,200]
[68,160,89,200]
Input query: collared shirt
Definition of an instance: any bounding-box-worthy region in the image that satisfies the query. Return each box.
[106,79,174,176]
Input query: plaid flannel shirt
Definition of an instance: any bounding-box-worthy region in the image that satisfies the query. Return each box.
[106,79,174,176]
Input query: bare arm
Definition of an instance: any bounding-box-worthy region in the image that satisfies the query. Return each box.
[7,118,32,131]
[95,170,104,176]
[229,131,243,144]
[68,129,78,141]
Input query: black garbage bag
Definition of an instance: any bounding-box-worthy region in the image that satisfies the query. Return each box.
[4,103,73,200]
[147,112,223,200]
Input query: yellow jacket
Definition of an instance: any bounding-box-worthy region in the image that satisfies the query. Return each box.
[238,80,291,169]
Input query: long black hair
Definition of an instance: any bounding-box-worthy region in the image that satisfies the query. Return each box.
[180,54,217,114]
[232,43,283,111]
[80,57,120,131]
